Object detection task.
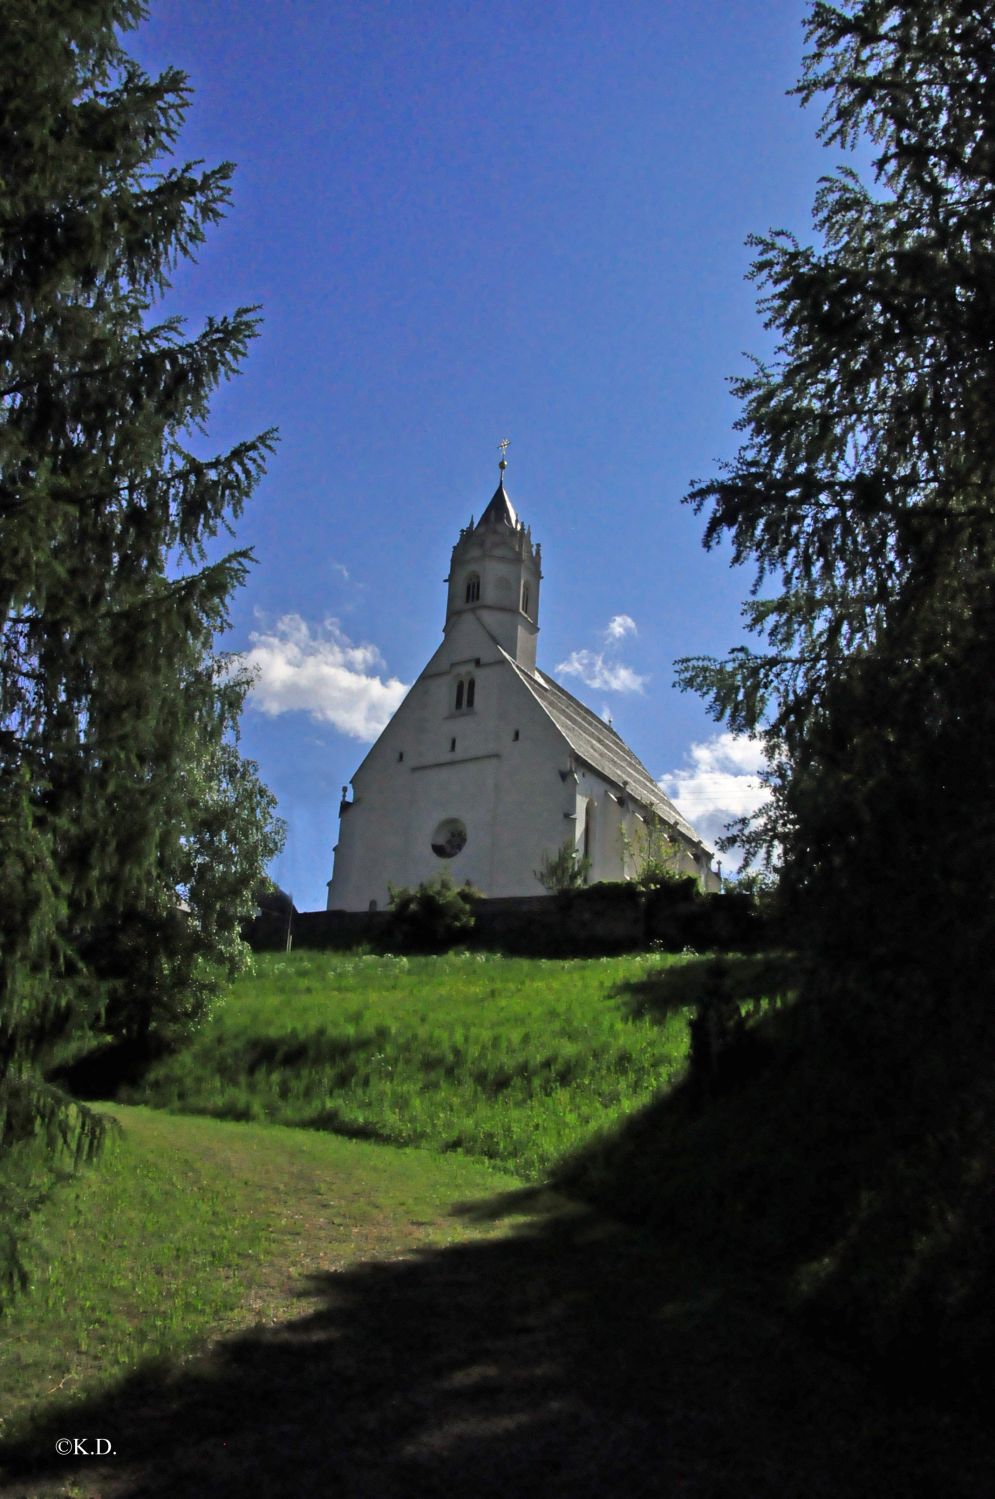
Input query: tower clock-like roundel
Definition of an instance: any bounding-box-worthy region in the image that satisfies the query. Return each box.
[431,818,467,858]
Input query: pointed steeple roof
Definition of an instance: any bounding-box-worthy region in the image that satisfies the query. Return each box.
[475,478,518,530]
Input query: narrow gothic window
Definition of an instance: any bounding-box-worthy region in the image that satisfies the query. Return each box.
[465,573,480,603]
[466,677,475,709]
[455,680,464,711]
[397,751,404,762]
[513,729,520,741]
[521,582,530,614]
[450,737,456,752]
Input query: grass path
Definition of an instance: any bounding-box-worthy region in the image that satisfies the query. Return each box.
[2,1105,987,1499]
[0,1105,525,1463]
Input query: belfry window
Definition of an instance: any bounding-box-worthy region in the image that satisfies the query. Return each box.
[465,573,481,603]
[455,680,464,711]
[521,582,530,615]
[466,677,475,709]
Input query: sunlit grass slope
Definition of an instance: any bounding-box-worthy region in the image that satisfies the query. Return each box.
[123,951,695,1177]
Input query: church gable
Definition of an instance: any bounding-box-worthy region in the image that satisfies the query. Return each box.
[348,612,499,794]
[421,604,506,677]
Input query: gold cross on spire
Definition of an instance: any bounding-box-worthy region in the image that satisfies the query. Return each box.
[498,437,510,473]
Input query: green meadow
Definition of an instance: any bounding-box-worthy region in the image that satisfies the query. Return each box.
[119,950,698,1177]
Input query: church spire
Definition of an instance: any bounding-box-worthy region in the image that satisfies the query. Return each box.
[476,479,518,530]
[475,439,517,529]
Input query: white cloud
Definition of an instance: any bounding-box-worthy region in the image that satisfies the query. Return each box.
[556,649,647,694]
[241,614,409,742]
[604,614,637,643]
[658,732,771,866]
[556,614,646,694]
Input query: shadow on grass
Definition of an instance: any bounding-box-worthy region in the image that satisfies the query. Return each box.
[1,1188,984,1499]
[48,1038,170,1101]
[547,987,995,1434]
[52,1030,408,1124]
[614,952,798,1023]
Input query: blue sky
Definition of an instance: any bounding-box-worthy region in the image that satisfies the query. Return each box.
[130,1,834,907]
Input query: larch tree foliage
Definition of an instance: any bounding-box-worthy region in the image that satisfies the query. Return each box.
[0,0,283,1178]
[677,1,995,1029]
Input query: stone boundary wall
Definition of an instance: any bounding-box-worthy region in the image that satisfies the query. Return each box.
[246,887,766,956]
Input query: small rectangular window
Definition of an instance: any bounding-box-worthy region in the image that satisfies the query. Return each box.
[513,729,520,741]
[450,738,456,752]
[397,751,404,762]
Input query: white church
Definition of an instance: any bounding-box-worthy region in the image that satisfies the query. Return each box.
[326,467,719,911]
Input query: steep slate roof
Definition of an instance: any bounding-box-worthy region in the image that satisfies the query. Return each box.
[476,479,518,530]
[505,654,707,849]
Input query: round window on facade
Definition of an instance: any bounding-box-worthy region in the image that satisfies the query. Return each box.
[431,818,467,858]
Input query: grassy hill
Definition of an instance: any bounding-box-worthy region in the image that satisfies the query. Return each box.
[109,950,704,1176]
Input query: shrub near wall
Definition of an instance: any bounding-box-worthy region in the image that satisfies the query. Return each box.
[470,881,769,956]
[645,886,769,953]
[467,885,644,956]
[559,882,646,951]
[697,892,767,951]
[556,881,771,954]
[643,879,701,951]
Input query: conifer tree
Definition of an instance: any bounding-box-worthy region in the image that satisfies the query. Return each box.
[1,1,282,1181]
[676,1,995,1024]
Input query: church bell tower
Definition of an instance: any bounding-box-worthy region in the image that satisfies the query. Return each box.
[444,455,542,672]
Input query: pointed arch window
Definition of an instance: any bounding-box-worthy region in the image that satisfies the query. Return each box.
[583,803,595,866]
[465,573,481,603]
[521,582,530,615]
[452,673,476,713]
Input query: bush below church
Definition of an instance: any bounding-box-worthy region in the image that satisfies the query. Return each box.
[385,874,479,953]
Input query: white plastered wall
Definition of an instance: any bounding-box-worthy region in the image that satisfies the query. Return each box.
[327,612,574,909]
